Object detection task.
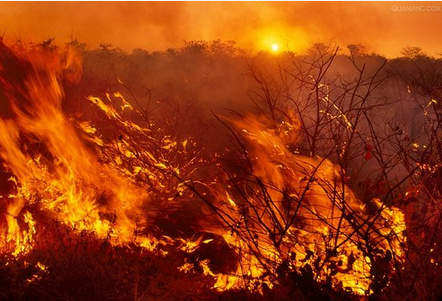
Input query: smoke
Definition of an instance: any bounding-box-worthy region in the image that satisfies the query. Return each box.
[0,13,439,297]
[0,2,441,56]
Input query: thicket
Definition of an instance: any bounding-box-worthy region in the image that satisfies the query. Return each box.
[0,39,440,300]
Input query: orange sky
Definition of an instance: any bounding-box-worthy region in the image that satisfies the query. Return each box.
[0,1,441,57]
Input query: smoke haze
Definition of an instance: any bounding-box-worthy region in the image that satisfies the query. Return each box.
[1,2,441,57]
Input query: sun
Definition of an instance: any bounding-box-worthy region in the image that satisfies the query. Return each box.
[271,43,279,52]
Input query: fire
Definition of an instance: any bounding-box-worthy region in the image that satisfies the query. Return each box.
[0,197,35,257]
[0,42,152,254]
[0,42,407,297]
[197,114,407,295]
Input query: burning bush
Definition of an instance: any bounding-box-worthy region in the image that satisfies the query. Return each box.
[0,41,440,300]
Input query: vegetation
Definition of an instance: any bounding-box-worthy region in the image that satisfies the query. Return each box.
[0,39,440,300]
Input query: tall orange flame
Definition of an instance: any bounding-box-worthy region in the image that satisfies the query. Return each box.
[0,44,152,255]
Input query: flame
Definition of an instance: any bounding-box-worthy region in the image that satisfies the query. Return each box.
[0,43,153,255]
[0,197,35,256]
[198,114,407,295]
[0,42,406,297]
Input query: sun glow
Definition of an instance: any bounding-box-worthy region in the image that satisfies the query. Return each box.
[271,43,279,52]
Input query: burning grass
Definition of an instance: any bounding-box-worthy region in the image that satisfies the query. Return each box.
[0,41,440,300]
